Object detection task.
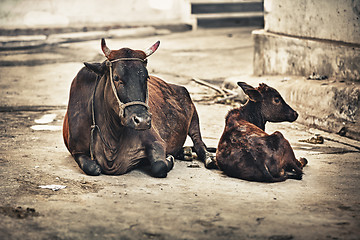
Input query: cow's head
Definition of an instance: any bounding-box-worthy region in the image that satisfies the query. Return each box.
[85,39,160,130]
[237,82,298,123]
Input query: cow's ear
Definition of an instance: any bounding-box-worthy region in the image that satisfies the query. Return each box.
[84,62,106,75]
[237,82,262,102]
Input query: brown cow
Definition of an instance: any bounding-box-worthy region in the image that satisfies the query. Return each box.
[216,82,307,182]
[63,39,214,177]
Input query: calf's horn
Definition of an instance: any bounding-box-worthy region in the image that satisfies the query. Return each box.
[101,38,111,57]
[144,41,160,57]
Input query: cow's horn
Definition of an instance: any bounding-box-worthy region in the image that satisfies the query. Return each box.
[144,41,160,57]
[101,38,111,57]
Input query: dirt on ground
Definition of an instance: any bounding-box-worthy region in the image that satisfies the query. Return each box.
[0,28,359,240]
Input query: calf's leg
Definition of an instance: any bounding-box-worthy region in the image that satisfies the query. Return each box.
[261,132,303,182]
[255,157,288,182]
[275,133,304,179]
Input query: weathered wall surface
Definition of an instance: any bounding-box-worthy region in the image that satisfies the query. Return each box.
[253,0,360,81]
[263,0,360,45]
[0,0,191,29]
[253,30,360,80]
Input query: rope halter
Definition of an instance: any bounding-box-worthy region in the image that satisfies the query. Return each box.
[106,58,149,123]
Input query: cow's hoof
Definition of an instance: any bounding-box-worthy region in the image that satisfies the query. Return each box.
[183,147,193,161]
[151,161,168,178]
[205,153,217,169]
[166,155,174,171]
[175,147,193,161]
[82,161,101,176]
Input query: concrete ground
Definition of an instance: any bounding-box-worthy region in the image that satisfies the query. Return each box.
[0,27,359,240]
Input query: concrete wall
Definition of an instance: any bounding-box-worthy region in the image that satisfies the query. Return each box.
[253,29,360,80]
[264,0,360,45]
[253,0,360,81]
[0,0,191,29]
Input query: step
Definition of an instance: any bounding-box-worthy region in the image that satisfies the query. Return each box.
[190,0,263,3]
[194,12,263,19]
[191,1,264,28]
[192,1,263,14]
[193,12,264,28]
[195,16,263,28]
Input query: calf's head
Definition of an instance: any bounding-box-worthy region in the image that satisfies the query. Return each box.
[238,82,298,123]
[85,39,160,130]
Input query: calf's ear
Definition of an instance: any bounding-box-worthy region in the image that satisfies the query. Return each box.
[84,62,106,75]
[237,82,262,102]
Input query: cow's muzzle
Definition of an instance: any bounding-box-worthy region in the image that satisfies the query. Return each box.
[125,112,152,130]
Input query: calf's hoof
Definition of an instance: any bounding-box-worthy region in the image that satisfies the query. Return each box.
[287,172,303,180]
[151,161,168,178]
[299,157,308,168]
[293,173,303,180]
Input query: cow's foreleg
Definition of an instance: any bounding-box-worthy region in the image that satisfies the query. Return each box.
[74,154,101,176]
[145,141,174,178]
[188,109,216,169]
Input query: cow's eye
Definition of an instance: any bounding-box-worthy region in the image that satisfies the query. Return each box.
[274,98,280,104]
[113,76,123,84]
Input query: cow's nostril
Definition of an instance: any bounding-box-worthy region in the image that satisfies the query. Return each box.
[130,115,151,130]
[133,116,140,125]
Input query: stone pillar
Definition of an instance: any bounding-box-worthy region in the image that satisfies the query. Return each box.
[253,0,360,81]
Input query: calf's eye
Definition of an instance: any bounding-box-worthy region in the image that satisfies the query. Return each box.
[274,98,280,104]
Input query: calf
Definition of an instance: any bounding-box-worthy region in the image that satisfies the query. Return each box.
[216,82,307,182]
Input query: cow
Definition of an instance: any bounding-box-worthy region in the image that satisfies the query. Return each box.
[215,82,308,182]
[63,39,214,178]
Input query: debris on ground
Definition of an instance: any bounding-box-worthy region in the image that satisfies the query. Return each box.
[307,72,328,80]
[0,206,39,219]
[191,77,243,105]
[299,134,324,144]
[187,162,201,168]
[39,184,67,191]
[31,125,62,131]
[34,113,57,124]
[338,126,347,136]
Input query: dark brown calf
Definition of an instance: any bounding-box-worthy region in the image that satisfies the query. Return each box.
[216,82,307,182]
